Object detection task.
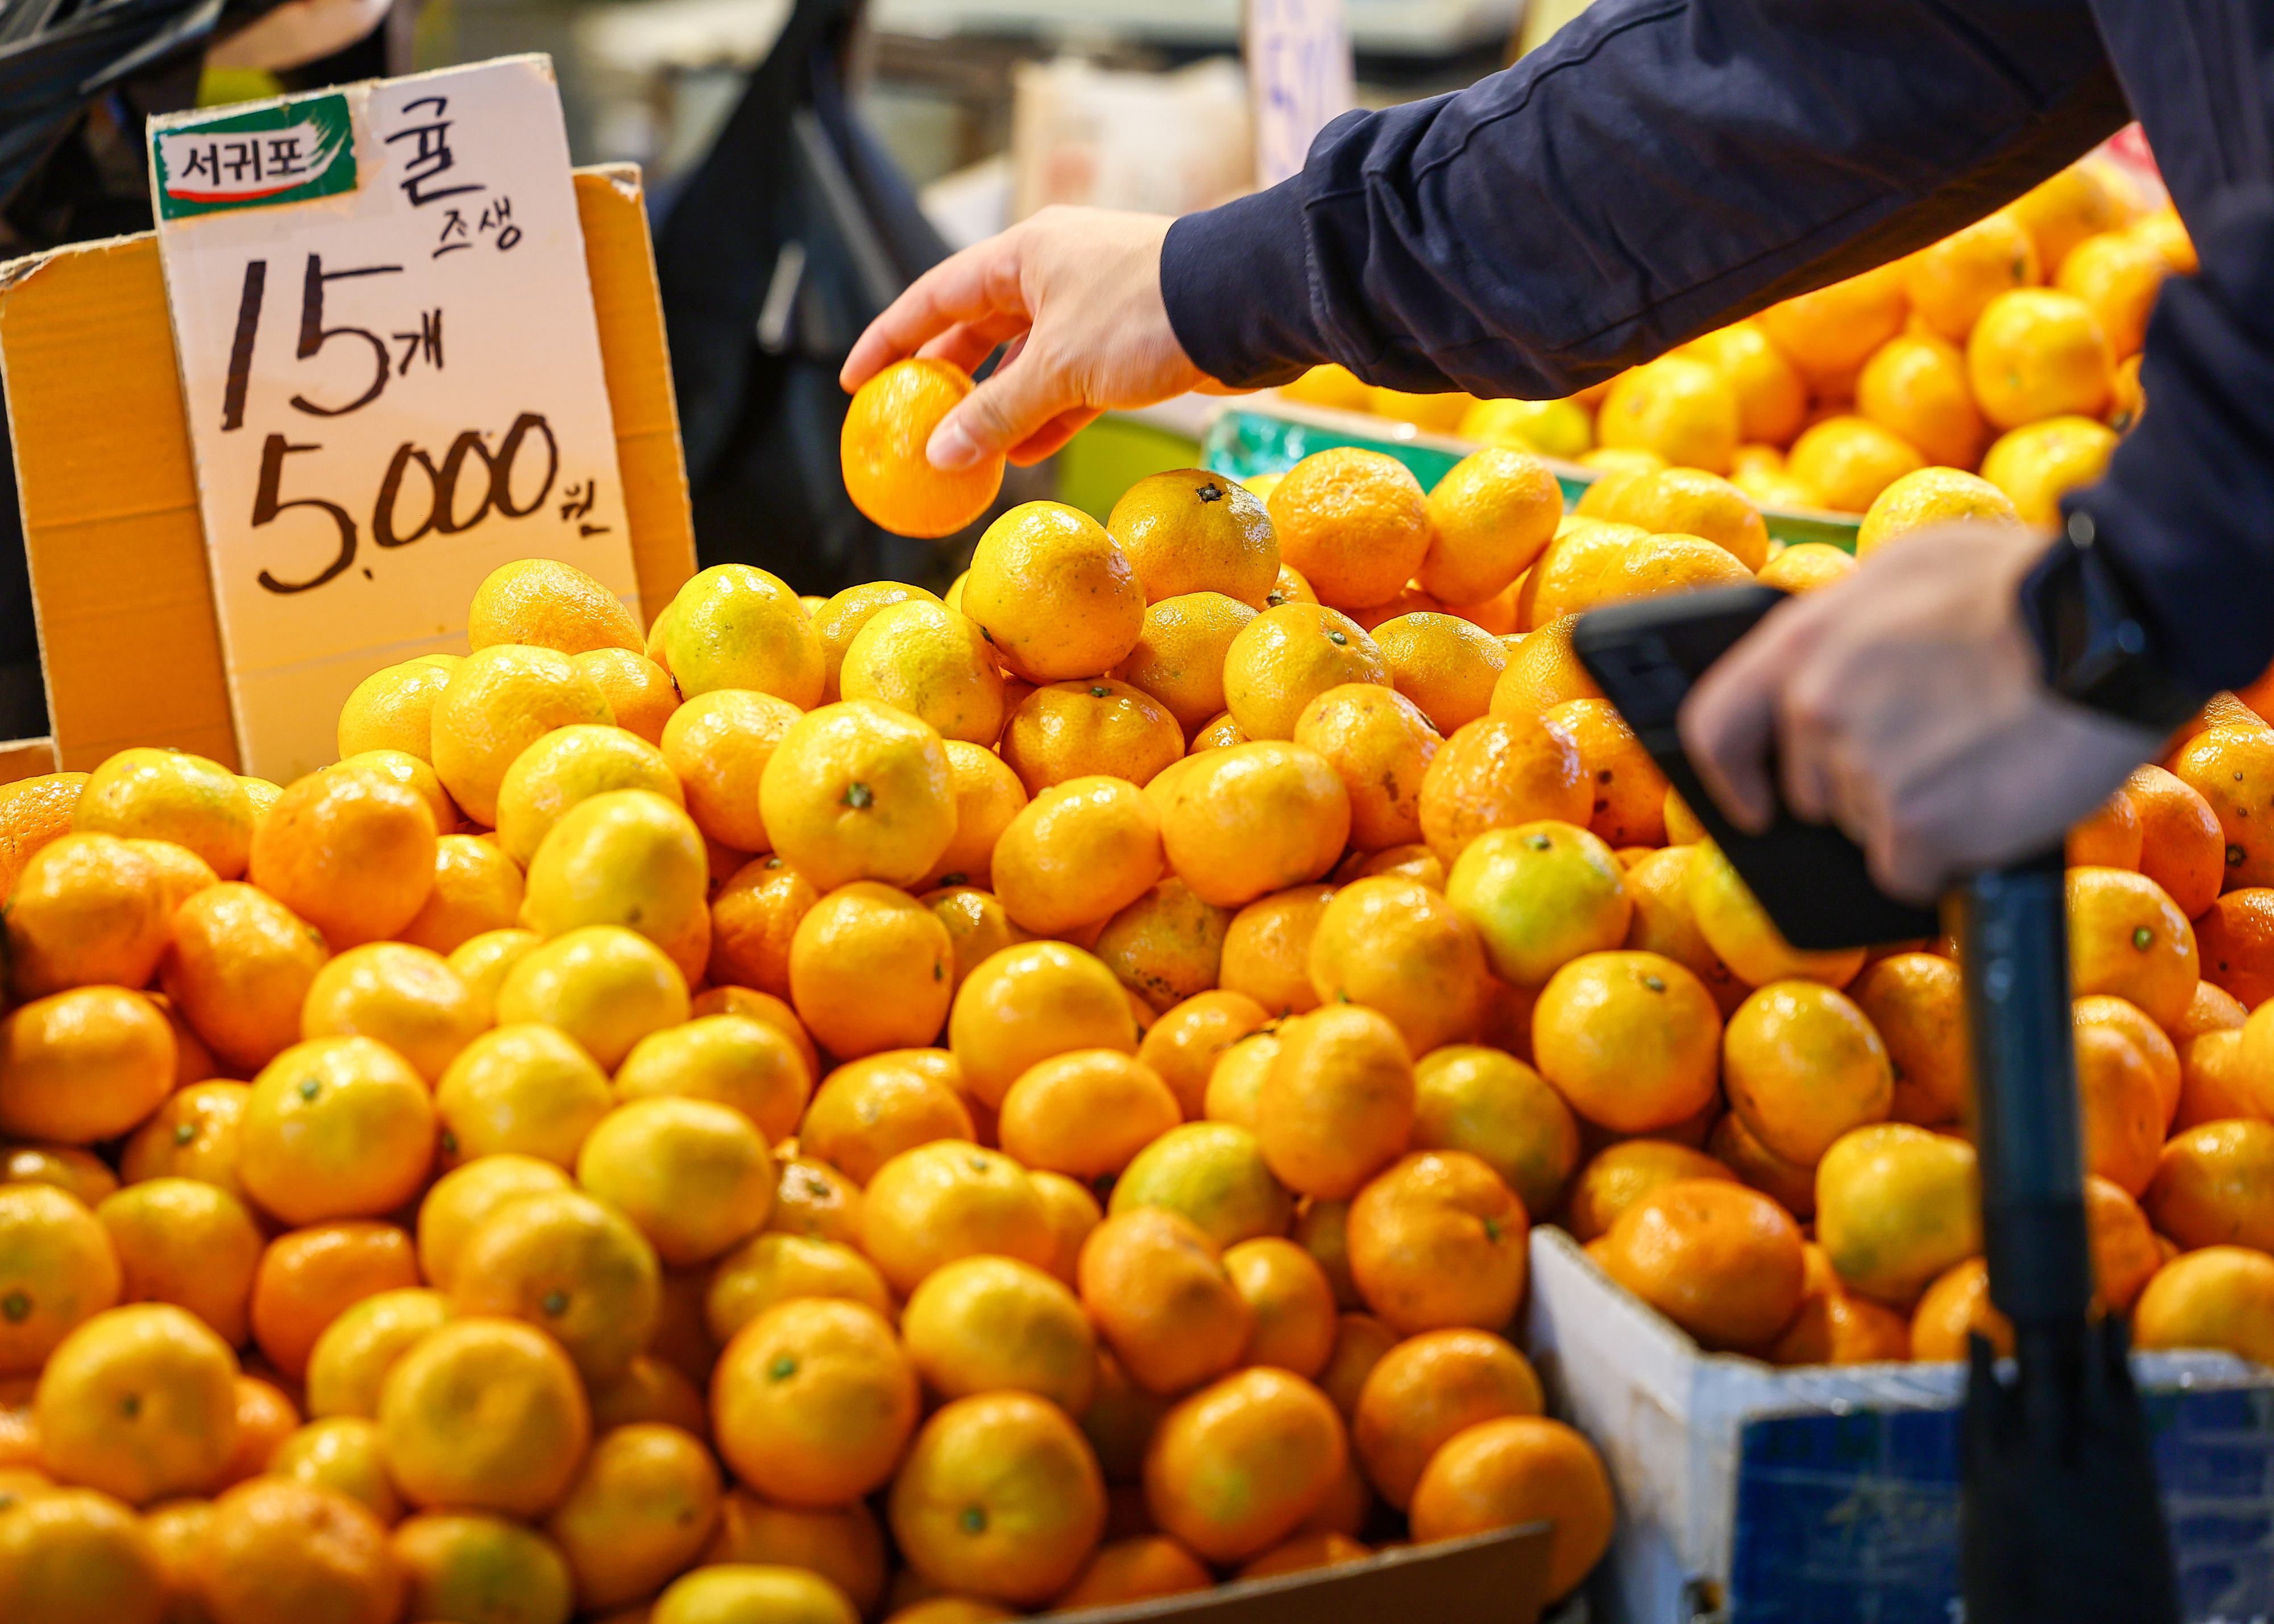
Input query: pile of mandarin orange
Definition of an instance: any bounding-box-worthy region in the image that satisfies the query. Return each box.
[7,322,2274,1621]
[1286,156,2180,530]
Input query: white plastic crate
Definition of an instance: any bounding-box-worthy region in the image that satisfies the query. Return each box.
[1524,1227,2274,1623]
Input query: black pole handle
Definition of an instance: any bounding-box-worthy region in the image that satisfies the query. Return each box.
[1954,850,2093,1330]
[1955,850,2180,1624]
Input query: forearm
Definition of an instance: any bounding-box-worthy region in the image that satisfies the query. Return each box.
[1164,0,2125,393]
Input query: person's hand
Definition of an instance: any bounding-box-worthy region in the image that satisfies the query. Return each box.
[1679,525,2164,902]
[840,207,1213,471]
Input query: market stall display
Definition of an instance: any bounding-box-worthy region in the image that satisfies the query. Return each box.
[0,330,2270,1615]
[0,19,2254,1608]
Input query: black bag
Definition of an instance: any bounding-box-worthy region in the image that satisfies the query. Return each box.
[655,0,976,596]
[0,0,316,742]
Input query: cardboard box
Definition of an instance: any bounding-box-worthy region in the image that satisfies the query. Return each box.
[0,161,696,778]
[1525,1226,2274,1623]
[1053,1525,1554,1624]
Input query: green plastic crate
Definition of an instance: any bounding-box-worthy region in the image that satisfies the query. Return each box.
[1200,401,1863,553]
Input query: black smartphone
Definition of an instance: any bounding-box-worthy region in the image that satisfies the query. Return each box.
[1571,583,1941,950]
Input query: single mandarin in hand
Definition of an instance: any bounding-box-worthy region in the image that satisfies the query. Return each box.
[842,358,1006,538]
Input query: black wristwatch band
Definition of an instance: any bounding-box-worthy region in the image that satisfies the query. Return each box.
[2018,513,2206,735]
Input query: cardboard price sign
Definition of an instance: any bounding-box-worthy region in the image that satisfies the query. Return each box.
[1245,0,1354,189]
[148,56,641,783]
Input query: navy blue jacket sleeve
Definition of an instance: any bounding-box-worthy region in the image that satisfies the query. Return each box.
[2065,2,2274,692]
[1161,0,2274,692]
[1161,0,2126,398]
